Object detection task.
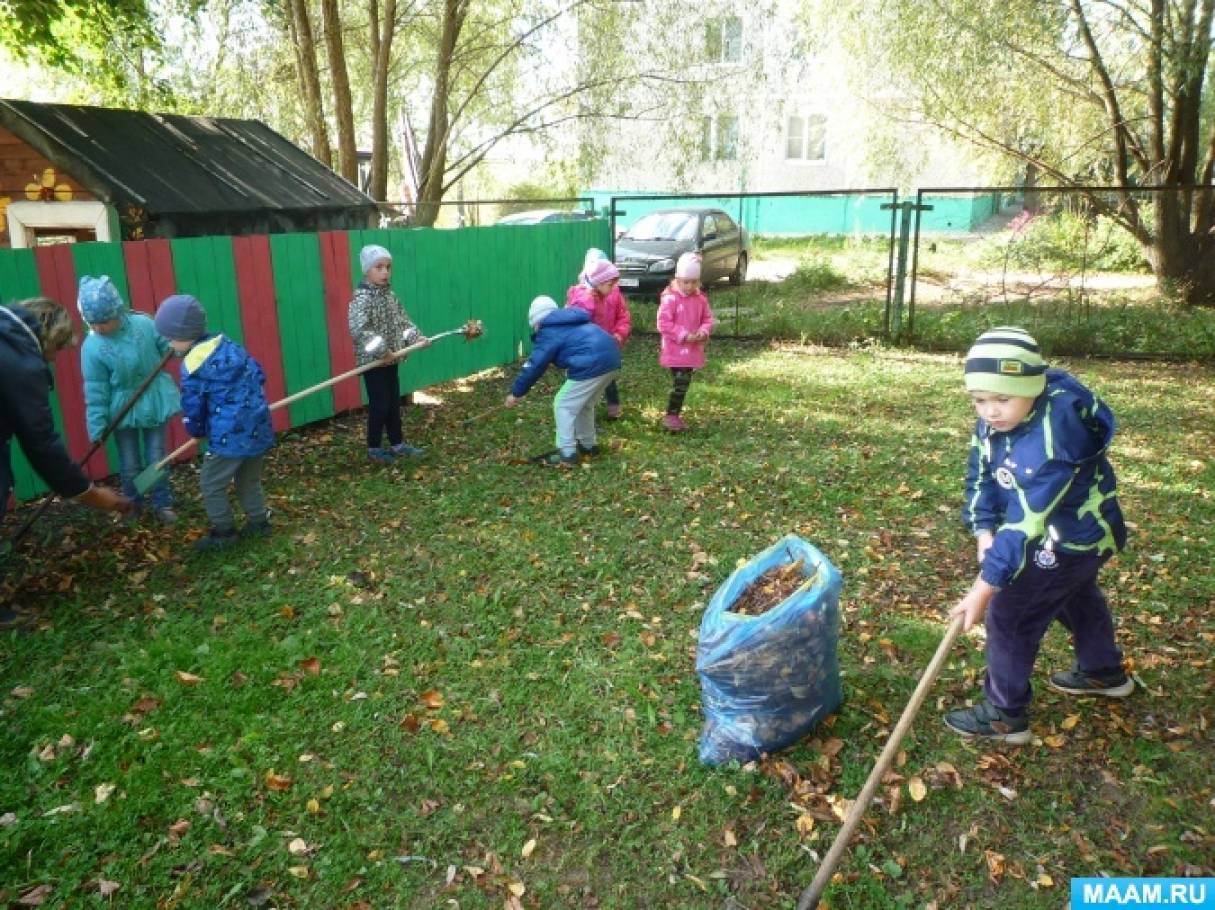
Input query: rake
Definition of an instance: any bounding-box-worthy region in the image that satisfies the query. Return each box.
[132,320,485,495]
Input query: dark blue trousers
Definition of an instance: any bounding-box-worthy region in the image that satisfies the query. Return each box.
[984,550,1123,714]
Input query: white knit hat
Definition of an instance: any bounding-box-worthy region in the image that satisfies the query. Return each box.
[359,244,392,274]
[528,295,558,329]
[675,252,702,280]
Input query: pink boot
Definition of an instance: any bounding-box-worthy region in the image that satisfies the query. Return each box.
[605,403,622,420]
[662,413,687,432]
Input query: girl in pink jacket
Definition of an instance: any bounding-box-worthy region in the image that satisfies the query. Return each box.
[656,253,714,432]
[566,250,631,419]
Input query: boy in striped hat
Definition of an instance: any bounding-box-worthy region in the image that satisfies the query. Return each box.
[945,327,1131,744]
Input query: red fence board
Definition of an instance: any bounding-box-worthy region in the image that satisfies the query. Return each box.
[232,235,290,432]
[122,239,190,454]
[33,245,107,477]
[318,231,361,412]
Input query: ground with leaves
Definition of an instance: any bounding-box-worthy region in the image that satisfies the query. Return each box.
[2,339,1212,909]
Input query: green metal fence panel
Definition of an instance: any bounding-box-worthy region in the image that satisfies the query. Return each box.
[1,247,56,500]
[269,233,334,426]
[170,237,245,344]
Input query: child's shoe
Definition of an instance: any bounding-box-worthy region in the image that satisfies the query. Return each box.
[194,527,238,551]
[662,414,687,432]
[943,700,1031,744]
[368,447,395,463]
[154,508,178,526]
[577,443,601,458]
[605,404,622,420]
[390,442,426,458]
[538,451,579,469]
[240,516,273,539]
[0,604,23,629]
[1048,666,1134,698]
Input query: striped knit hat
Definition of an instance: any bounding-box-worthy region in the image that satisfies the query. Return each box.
[964,326,1047,398]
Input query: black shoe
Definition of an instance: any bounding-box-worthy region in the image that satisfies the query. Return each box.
[194,528,238,551]
[943,700,1032,745]
[577,443,601,458]
[1049,666,1134,698]
[538,451,578,469]
[0,605,22,629]
[240,519,272,539]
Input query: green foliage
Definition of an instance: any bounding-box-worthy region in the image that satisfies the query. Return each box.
[497,181,577,216]
[982,212,1150,274]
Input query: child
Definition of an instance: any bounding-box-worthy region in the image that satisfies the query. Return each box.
[656,253,714,432]
[79,276,182,525]
[503,296,621,468]
[566,249,631,419]
[153,294,274,550]
[945,326,1130,744]
[347,244,430,463]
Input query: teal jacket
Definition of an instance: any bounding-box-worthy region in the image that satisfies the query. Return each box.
[80,312,181,440]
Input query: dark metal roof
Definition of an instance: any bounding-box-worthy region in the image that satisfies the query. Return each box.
[0,98,377,218]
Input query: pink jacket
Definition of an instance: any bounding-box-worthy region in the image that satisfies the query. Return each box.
[657,285,714,368]
[566,283,631,345]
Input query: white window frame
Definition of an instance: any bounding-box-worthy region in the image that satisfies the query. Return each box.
[705,16,743,64]
[6,200,114,248]
[785,113,827,165]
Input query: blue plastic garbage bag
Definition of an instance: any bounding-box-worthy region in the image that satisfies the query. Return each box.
[696,535,843,766]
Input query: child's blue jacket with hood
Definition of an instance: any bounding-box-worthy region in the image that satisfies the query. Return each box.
[510,308,621,397]
[180,334,274,458]
[963,368,1126,588]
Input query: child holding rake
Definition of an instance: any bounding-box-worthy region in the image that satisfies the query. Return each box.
[945,326,1131,744]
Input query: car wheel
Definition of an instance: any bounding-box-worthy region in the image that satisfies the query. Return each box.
[729,253,748,286]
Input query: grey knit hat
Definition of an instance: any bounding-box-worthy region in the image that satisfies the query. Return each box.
[154,294,208,342]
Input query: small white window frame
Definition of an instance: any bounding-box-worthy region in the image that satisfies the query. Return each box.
[785,113,828,165]
[6,200,114,248]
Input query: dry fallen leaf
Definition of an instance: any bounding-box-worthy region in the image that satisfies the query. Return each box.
[307,798,321,814]
[795,813,816,836]
[17,884,52,906]
[288,837,309,855]
[298,657,321,675]
[95,783,116,804]
[1043,734,1066,749]
[908,777,928,802]
[724,828,738,847]
[10,685,35,699]
[521,838,536,858]
[419,690,445,710]
[671,805,682,821]
[265,770,294,791]
[287,865,310,880]
[1061,714,1080,731]
[174,671,203,686]
[507,880,526,897]
[97,880,120,897]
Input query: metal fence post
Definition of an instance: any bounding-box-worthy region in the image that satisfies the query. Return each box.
[881,199,933,340]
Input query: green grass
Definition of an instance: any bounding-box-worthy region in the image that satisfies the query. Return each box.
[2,342,1213,908]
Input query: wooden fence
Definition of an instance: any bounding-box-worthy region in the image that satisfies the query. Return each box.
[1,219,610,500]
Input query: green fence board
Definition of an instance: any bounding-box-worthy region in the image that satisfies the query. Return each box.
[270,233,333,426]
[170,237,245,344]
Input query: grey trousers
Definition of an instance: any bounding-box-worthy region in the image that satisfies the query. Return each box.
[552,370,619,456]
[200,453,267,532]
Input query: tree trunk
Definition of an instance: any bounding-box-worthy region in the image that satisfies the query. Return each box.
[369,0,397,202]
[1151,192,1215,305]
[286,0,331,168]
[321,0,358,185]
[415,0,464,228]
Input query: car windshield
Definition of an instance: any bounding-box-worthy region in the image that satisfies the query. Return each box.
[623,212,697,241]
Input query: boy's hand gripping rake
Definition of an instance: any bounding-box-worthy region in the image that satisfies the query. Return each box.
[796,614,964,910]
[132,320,486,494]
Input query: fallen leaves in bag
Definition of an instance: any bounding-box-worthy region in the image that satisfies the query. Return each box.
[729,558,807,616]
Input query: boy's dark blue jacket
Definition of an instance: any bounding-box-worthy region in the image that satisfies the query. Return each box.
[510,308,621,397]
[963,368,1126,588]
[180,334,274,458]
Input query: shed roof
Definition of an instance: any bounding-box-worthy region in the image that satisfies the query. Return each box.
[0,98,377,218]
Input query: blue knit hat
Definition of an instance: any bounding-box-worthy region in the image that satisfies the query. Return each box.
[154,294,208,342]
[78,276,124,324]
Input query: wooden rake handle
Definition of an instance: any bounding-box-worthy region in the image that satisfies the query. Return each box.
[148,324,480,472]
[796,614,964,910]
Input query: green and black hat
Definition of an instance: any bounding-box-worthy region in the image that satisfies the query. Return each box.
[964,326,1047,398]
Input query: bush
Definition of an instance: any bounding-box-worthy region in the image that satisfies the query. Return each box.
[983,210,1150,274]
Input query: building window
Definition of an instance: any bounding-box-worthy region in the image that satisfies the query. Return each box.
[786,114,827,162]
[700,114,739,162]
[705,16,742,63]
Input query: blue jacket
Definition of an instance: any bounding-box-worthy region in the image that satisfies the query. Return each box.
[963,368,1126,587]
[0,305,90,513]
[81,311,181,440]
[180,334,274,458]
[510,308,622,397]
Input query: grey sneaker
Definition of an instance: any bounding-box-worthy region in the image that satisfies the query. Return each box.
[943,700,1032,745]
[154,508,178,526]
[390,442,426,458]
[1049,667,1134,698]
